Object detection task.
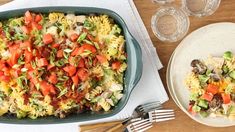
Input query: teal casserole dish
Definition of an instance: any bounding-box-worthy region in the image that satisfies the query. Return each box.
[0,7,142,124]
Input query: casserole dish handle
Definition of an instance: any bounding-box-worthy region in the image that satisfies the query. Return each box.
[126,31,143,89]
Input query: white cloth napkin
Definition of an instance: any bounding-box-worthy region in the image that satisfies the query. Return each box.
[0,0,168,132]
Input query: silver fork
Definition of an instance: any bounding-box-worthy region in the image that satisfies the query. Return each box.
[106,101,162,132]
[126,118,152,132]
[126,109,175,132]
[148,109,175,122]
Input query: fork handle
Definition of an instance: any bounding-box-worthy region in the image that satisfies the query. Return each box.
[80,121,122,131]
[106,123,123,132]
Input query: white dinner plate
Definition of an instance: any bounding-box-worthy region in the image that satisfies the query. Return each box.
[169,22,235,127]
[166,51,181,107]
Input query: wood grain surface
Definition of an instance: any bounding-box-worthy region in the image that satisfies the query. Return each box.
[0,0,235,132]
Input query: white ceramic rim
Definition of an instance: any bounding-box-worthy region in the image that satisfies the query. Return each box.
[168,22,235,127]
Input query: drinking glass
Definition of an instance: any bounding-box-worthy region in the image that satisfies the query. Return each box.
[181,0,221,17]
[151,6,190,42]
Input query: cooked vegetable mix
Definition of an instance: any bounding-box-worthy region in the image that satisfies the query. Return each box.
[0,11,127,119]
[185,51,235,119]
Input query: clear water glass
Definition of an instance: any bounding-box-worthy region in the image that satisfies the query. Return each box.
[182,0,221,17]
[151,6,190,42]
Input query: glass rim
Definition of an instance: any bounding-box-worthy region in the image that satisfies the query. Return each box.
[181,0,221,17]
[151,5,190,42]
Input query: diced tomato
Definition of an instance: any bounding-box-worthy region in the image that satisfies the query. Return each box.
[48,73,57,84]
[0,75,10,82]
[112,61,121,70]
[70,33,79,42]
[56,49,64,58]
[71,47,83,56]
[43,33,53,44]
[9,44,20,53]
[0,71,4,76]
[37,58,48,67]
[207,84,219,95]
[68,56,76,66]
[52,43,60,48]
[10,51,21,66]
[24,63,33,71]
[21,26,30,34]
[20,40,31,49]
[30,78,39,85]
[24,11,33,25]
[71,75,79,86]
[201,92,213,101]
[24,50,33,63]
[188,105,196,116]
[47,64,55,70]
[63,65,77,76]
[35,14,42,23]
[71,44,96,56]
[221,93,231,104]
[2,66,10,75]
[82,44,96,53]
[32,49,40,57]
[77,68,88,81]
[12,69,21,78]
[0,60,6,69]
[93,57,98,66]
[96,55,107,64]
[87,34,95,41]
[27,70,38,79]
[32,22,43,30]
[40,81,56,96]
[78,58,85,68]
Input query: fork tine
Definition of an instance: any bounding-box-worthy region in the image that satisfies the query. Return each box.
[152,113,175,119]
[136,101,162,112]
[149,109,175,122]
[154,117,175,122]
[127,118,153,132]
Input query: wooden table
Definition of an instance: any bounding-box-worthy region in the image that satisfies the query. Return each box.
[0,0,235,131]
[133,0,235,131]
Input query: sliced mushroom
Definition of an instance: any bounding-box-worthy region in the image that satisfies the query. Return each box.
[209,94,223,111]
[210,73,221,82]
[191,59,207,74]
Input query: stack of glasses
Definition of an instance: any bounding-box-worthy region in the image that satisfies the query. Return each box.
[151,0,221,42]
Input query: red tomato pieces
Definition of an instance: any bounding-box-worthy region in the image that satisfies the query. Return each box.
[96,55,107,64]
[71,44,96,56]
[201,92,213,101]
[77,68,88,81]
[71,75,79,86]
[24,50,33,63]
[40,81,56,96]
[70,33,79,42]
[56,49,64,58]
[35,14,42,23]
[21,26,30,34]
[48,73,58,84]
[112,61,121,70]
[206,84,219,95]
[78,58,85,68]
[32,22,43,30]
[10,51,21,66]
[221,93,231,104]
[37,58,48,67]
[20,41,31,49]
[43,33,54,44]
[63,65,77,76]
[0,75,11,82]
[24,11,33,25]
